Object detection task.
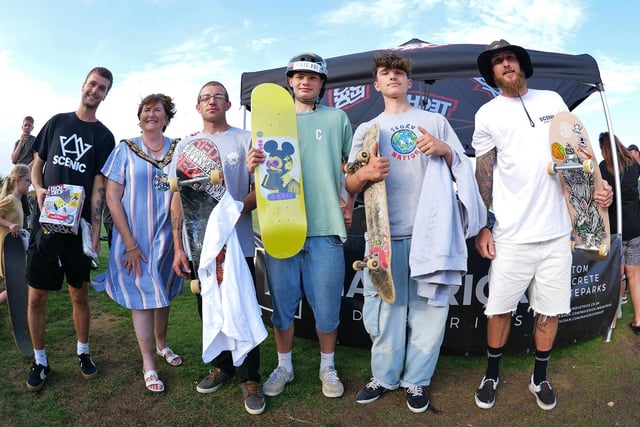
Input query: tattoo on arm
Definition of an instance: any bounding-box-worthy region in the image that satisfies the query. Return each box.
[171,215,181,231]
[93,186,105,226]
[475,148,496,210]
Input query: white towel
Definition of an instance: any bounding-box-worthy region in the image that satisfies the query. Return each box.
[200,192,267,366]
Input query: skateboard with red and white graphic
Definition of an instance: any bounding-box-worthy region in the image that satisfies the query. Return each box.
[170,138,225,293]
[346,123,395,303]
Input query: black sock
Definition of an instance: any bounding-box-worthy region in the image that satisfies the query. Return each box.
[485,346,503,380]
[533,350,551,385]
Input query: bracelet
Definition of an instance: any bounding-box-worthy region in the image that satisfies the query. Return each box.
[125,244,138,253]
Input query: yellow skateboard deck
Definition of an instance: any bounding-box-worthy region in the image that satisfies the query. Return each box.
[251,83,307,259]
[548,111,610,258]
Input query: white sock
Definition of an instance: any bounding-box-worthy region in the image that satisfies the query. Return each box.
[34,349,48,367]
[277,352,293,373]
[77,341,89,356]
[320,352,335,370]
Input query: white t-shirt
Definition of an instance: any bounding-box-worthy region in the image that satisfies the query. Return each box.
[472,89,571,243]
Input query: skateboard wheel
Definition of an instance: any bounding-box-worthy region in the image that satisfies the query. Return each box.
[169,177,180,192]
[582,159,594,174]
[547,162,557,175]
[352,260,364,271]
[570,241,576,252]
[190,279,201,295]
[210,170,222,185]
[598,244,609,257]
[366,258,379,271]
[356,150,369,163]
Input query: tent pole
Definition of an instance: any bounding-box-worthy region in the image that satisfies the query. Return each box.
[597,84,623,342]
[597,84,621,240]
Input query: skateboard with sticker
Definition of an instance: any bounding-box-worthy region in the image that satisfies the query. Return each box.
[548,111,610,258]
[251,83,307,259]
[170,138,225,294]
[345,123,395,303]
[4,233,33,358]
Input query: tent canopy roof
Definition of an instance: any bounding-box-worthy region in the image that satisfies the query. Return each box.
[240,39,602,111]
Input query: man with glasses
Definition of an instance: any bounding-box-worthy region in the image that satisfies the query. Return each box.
[169,81,264,415]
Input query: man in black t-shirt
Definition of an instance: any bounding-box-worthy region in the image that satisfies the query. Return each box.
[26,67,115,392]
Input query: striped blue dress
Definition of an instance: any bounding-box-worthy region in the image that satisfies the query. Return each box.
[101,136,183,309]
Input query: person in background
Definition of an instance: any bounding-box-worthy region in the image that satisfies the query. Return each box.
[598,132,640,336]
[11,116,36,229]
[0,164,30,305]
[102,93,183,393]
[27,67,115,392]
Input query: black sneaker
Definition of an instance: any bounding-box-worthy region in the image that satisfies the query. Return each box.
[78,353,98,379]
[405,384,429,413]
[196,367,234,394]
[528,376,557,410]
[356,377,389,404]
[241,381,266,415]
[475,376,499,409]
[27,362,51,392]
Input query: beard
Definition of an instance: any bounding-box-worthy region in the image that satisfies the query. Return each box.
[495,70,527,95]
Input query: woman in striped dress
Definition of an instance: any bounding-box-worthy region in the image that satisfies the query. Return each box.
[102,94,183,393]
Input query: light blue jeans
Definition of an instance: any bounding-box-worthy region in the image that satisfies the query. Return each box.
[265,235,344,333]
[362,238,449,389]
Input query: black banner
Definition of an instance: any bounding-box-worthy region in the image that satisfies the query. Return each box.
[254,206,621,355]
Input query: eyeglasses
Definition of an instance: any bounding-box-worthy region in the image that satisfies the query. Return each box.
[491,53,517,66]
[198,94,227,103]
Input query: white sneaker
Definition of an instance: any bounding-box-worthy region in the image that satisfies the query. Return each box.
[262,366,294,397]
[319,366,344,398]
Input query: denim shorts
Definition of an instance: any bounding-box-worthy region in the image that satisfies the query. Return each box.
[265,235,344,333]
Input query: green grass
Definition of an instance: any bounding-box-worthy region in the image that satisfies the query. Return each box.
[0,238,638,426]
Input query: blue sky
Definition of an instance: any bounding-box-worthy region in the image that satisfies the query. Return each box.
[0,0,638,176]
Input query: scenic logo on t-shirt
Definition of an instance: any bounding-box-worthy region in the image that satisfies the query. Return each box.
[389,124,420,160]
[52,134,93,172]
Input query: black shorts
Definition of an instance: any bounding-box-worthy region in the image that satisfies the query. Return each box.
[26,226,91,290]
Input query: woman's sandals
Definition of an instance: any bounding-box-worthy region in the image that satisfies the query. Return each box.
[144,370,164,393]
[156,347,183,366]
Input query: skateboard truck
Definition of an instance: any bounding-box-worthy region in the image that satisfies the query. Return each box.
[344,149,370,174]
[352,254,380,271]
[169,170,222,192]
[547,159,594,175]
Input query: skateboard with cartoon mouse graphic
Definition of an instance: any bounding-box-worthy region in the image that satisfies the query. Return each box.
[251,83,307,259]
[548,111,610,258]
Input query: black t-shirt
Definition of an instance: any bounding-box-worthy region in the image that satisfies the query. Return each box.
[599,160,640,240]
[34,112,115,221]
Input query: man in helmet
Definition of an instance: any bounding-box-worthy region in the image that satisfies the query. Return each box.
[247,52,355,399]
[345,52,483,414]
[472,39,613,411]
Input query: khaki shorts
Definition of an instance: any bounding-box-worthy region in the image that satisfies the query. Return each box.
[485,235,572,317]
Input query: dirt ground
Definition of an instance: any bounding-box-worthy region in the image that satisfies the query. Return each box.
[34,306,637,427]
